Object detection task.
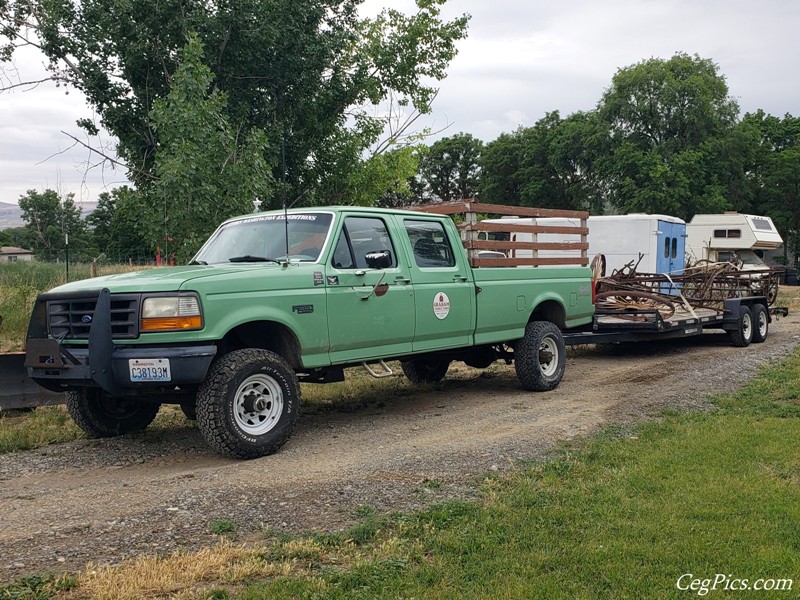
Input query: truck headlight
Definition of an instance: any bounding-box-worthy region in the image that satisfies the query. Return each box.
[141,295,203,332]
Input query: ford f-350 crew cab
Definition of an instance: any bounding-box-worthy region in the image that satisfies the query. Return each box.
[25,203,594,458]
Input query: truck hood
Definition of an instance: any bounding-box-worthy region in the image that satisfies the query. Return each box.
[48,264,282,294]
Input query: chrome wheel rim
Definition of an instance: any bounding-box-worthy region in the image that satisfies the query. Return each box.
[233,374,284,436]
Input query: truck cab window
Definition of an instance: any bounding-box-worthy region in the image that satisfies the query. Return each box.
[404,220,456,268]
[332,216,397,269]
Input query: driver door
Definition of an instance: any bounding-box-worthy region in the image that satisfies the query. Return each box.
[325,214,415,363]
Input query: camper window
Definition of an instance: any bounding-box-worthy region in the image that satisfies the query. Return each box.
[752,218,773,231]
[713,229,742,239]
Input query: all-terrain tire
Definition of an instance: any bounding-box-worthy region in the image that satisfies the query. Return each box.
[65,388,160,438]
[729,305,754,347]
[196,349,300,459]
[514,321,566,391]
[751,303,769,344]
[400,359,451,384]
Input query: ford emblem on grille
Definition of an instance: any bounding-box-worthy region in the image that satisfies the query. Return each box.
[81,315,93,324]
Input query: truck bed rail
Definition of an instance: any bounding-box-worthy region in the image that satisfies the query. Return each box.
[410,200,589,268]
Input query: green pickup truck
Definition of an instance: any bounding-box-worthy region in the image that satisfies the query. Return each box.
[25,202,594,458]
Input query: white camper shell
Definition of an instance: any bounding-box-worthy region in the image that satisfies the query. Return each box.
[484,214,686,276]
[686,213,783,268]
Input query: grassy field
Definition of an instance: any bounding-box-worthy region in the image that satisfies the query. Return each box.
[3,350,800,598]
[0,261,151,352]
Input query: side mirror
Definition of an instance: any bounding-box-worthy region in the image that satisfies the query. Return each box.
[365,249,393,269]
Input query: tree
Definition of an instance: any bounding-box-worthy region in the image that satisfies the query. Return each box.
[595,53,739,220]
[18,189,88,261]
[479,112,608,211]
[144,35,272,261]
[86,187,151,262]
[1,0,469,208]
[740,111,800,265]
[418,132,483,202]
[0,227,29,248]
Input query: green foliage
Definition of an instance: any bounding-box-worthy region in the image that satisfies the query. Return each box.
[145,35,272,261]
[739,111,800,266]
[596,53,738,219]
[86,187,151,261]
[418,132,483,201]
[18,189,90,261]
[209,518,237,535]
[0,228,29,249]
[479,112,608,211]
[1,0,469,208]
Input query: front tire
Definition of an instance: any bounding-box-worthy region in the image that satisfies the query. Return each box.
[196,349,300,459]
[401,359,450,384]
[66,388,160,437]
[515,321,566,391]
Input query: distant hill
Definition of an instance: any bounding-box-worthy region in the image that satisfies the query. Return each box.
[0,201,98,230]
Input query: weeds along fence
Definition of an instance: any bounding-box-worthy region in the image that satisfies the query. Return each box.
[0,260,159,352]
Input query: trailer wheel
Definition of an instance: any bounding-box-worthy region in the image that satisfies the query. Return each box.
[729,305,754,347]
[196,349,299,459]
[751,303,769,343]
[66,389,160,438]
[401,359,450,384]
[515,321,566,391]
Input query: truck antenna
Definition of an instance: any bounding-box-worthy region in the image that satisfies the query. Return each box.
[282,128,289,261]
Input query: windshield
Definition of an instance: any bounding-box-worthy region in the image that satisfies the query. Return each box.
[192,213,333,265]
[718,250,766,267]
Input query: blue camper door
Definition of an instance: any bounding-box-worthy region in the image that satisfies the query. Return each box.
[656,220,686,278]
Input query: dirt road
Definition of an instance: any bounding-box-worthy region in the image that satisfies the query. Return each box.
[2,314,799,581]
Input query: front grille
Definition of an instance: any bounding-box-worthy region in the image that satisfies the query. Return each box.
[47,294,141,340]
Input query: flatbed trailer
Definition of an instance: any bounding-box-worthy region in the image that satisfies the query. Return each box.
[563,296,779,346]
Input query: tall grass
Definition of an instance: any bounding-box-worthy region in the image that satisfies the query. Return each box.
[0,261,153,351]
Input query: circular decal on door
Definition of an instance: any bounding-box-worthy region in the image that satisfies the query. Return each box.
[433,292,451,320]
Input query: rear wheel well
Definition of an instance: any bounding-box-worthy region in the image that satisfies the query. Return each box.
[530,300,566,329]
[217,321,302,370]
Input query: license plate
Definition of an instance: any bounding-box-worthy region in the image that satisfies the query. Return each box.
[129,358,171,382]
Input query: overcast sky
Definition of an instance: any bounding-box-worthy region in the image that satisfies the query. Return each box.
[1,0,798,205]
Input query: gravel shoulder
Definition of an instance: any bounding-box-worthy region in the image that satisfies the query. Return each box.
[2,313,799,581]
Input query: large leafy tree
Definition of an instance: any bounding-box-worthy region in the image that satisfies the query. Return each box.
[1,0,469,208]
[595,53,739,220]
[479,112,607,211]
[145,35,271,260]
[18,189,88,261]
[418,132,483,202]
[740,111,800,264]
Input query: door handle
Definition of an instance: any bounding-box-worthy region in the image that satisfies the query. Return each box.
[394,276,411,284]
[452,275,468,282]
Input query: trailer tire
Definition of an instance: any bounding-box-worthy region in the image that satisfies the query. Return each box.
[729,305,754,347]
[66,389,160,438]
[751,303,769,343]
[196,349,299,459]
[401,359,450,384]
[515,321,566,391]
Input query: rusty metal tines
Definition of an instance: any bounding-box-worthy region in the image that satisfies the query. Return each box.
[595,260,782,315]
